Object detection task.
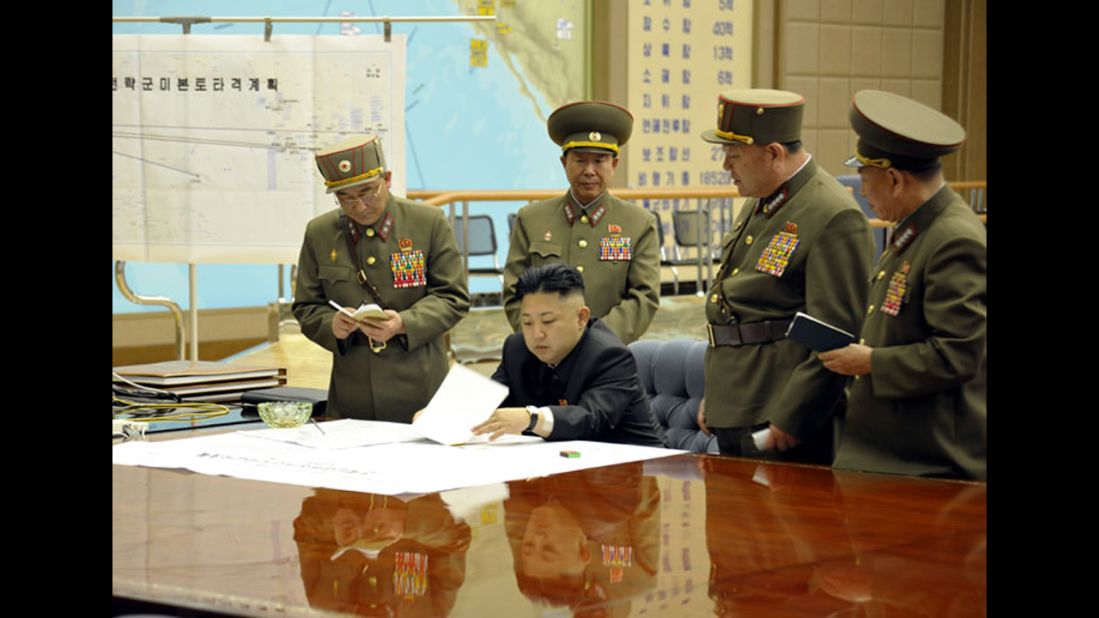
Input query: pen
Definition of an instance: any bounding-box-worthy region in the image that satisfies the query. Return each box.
[311,418,326,435]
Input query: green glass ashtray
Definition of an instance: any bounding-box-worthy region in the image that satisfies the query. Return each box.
[257,400,313,428]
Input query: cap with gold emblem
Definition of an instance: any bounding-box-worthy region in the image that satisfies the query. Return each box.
[845,90,965,171]
[700,89,805,146]
[315,134,387,194]
[548,100,634,157]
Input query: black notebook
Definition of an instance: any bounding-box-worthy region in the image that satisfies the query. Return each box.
[785,312,855,352]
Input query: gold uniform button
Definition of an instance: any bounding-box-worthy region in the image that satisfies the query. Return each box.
[710,293,719,303]
[580,215,589,224]
[365,228,376,237]
[859,338,865,345]
[577,265,585,273]
[877,270,886,281]
[854,375,861,381]
[366,256,376,265]
[745,235,754,245]
[730,267,739,276]
[867,304,875,315]
[578,239,588,248]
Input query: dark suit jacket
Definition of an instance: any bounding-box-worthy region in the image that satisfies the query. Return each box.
[491,319,666,447]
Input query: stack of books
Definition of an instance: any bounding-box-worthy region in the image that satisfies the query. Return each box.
[113,360,288,403]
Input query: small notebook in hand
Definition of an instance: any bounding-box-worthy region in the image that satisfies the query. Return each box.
[785,312,855,352]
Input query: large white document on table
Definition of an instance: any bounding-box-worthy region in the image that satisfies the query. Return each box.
[113,421,684,496]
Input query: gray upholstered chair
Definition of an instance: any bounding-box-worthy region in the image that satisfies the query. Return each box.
[629,339,718,454]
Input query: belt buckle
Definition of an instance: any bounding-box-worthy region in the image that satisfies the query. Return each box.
[706,323,716,347]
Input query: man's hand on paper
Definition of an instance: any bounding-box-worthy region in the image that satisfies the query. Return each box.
[471,407,530,441]
[331,307,360,340]
[765,424,801,452]
[819,344,872,376]
[358,309,406,344]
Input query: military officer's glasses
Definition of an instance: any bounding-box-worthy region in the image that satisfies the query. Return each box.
[334,181,383,207]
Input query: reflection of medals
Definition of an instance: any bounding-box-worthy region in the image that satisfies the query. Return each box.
[601,543,633,567]
[392,551,429,600]
[602,543,633,583]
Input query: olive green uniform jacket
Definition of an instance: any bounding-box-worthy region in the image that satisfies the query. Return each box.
[834,186,986,480]
[503,191,660,344]
[292,195,470,422]
[704,159,875,446]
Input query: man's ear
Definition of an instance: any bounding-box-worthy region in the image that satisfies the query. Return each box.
[577,305,591,326]
[383,170,393,188]
[579,539,592,565]
[887,167,905,196]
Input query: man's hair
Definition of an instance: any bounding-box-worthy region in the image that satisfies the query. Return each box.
[780,140,803,154]
[514,263,586,302]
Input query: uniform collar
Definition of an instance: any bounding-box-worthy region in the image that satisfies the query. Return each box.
[755,155,815,218]
[564,191,607,227]
[345,208,394,244]
[890,184,953,255]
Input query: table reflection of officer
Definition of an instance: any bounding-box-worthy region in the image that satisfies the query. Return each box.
[698,89,875,465]
[700,458,855,616]
[503,101,661,344]
[820,91,987,481]
[293,134,470,422]
[811,473,986,616]
[504,462,660,617]
[293,489,472,617]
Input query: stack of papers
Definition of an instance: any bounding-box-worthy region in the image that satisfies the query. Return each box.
[114,360,287,402]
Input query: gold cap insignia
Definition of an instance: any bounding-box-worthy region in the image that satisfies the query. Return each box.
[338,160,352,173]
[589,131,601,142]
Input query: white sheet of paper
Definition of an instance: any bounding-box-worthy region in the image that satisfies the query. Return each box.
[412,363,510,445]
[113,434,685,496]
[439,482,510,523]
[238,419,424,449]
[752,427,772,451]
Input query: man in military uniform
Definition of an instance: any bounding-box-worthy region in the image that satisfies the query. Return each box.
[292,134,470,422]
[503,100,660,344]
[293,489,472,616]
[820,90,986,481]
[699,89,875,464]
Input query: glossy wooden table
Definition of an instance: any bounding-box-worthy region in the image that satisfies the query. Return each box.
[113,452,986,617]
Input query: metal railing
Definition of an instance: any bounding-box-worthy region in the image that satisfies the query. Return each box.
[409,180,987,291]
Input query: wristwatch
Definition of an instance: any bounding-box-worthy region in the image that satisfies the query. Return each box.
[525,405,540,431]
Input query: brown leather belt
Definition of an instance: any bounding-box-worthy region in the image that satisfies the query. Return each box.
[707,319,793,347]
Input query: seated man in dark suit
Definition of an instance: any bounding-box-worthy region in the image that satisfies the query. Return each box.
[473,263,666,446]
